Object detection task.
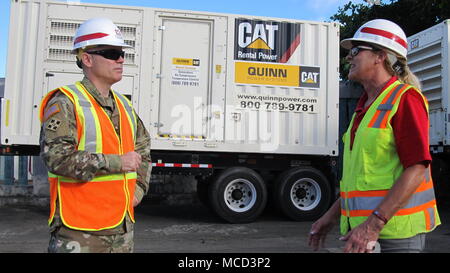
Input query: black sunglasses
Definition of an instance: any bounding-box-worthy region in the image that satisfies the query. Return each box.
[85,49,125,60]
[349,45,377,57]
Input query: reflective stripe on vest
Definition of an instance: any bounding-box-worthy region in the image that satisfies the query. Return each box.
[368,84,409,128]
[425,207,437,230]
[64,84,100,153]
[48,172,137,182]
[114,93,137,142]
[340,169,435,217]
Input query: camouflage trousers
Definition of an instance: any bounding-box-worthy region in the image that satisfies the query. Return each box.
[48,226,134,253]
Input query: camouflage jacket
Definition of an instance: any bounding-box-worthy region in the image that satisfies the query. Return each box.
[39,77,151,235]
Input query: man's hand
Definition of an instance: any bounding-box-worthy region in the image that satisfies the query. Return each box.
[121,151,142,172]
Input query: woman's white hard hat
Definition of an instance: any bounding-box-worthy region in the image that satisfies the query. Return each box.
[340,19,408,59]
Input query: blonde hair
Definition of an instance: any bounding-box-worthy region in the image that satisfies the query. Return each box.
[383,52,422,90]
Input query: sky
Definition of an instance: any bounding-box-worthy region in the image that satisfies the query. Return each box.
[0,0,369,78]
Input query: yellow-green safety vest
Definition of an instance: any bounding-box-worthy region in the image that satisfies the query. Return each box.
[340,80,440,239]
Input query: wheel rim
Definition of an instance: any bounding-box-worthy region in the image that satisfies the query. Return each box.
[290,178,321,211]
[224,179,257,213]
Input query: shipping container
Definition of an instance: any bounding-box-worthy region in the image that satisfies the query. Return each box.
[1,0,340,223]
[408,20,450,154]
[407,20,450,200]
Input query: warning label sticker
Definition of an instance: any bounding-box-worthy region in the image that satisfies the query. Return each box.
[171,58,200,87]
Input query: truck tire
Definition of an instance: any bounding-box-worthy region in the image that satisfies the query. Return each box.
[209,167,267,223]
[274,167,331,221]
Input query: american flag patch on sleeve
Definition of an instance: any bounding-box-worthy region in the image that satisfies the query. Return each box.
[43,103,61,122]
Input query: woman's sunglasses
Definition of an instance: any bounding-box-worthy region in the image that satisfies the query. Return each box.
[349,45,378,57]
[85,49,125,60]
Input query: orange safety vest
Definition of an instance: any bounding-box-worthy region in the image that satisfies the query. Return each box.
[39,82,138,231]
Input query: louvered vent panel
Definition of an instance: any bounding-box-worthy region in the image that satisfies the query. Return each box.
[47,20,137,65]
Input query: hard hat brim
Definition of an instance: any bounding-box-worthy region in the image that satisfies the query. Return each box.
[72,42,132,54]
[340,37,377,50]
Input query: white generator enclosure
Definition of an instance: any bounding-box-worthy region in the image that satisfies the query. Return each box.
[408,20,450,152]
[1,0,340,157]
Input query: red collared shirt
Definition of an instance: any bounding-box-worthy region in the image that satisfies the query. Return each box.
[350,76,431,169]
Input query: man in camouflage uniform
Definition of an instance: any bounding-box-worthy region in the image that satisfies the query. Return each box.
[39,17,151,253]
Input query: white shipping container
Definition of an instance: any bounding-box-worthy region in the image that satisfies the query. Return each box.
[1,0,340,156]
[408,20,450,151]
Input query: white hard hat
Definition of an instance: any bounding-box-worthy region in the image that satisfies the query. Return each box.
[72,17,132,52]
[340,19,408,59]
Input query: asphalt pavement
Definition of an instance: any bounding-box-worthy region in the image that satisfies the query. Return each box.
[0,197,449,253]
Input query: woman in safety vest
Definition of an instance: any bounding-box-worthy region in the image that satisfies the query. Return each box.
[308,19,440,253]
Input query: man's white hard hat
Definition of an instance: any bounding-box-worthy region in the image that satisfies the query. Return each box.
[72,17,132,52]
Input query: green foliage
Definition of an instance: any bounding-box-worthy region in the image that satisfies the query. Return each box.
[331,0,450,79]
